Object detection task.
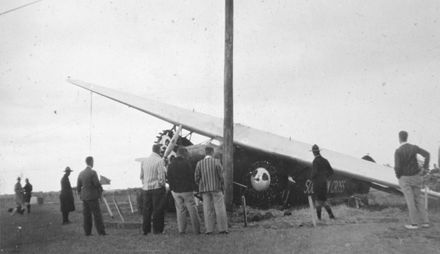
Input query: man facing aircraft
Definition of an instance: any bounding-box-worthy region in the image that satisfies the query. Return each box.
[195,146,228,234]
[140,144,167,235]
[394,130,430,229]
[77,156,106,236]
[168,147,201,234]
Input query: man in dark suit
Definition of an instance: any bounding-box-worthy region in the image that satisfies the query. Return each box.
[23,178,33,213]
[60,167,75,224]
[77,156,106,236]
[310,144,335,220]
[394,131,430,229]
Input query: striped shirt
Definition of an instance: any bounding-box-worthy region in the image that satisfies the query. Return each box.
[140,152,166,190]
[195,156,224,193]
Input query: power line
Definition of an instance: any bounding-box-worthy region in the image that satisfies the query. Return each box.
[0,0,43,17]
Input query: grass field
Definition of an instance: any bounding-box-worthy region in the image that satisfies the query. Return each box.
[1,190,440,254]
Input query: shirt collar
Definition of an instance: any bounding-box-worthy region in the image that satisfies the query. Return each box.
[205,155,213,159]
[399,142,408,148]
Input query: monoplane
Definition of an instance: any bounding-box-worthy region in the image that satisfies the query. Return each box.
[67,78,440,208]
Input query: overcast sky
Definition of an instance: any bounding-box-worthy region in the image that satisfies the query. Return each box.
[1,0,439,194]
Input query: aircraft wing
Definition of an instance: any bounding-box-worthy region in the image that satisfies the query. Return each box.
[67,78,440,198]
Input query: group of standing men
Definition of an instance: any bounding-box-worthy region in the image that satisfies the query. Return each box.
[140,144,228,235]
[56,129,432,236]
[59,156,107,236]
[10,130,431,235]
[11,177,32,215]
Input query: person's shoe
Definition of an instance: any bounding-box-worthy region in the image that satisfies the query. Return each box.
[421,223,430,228]
[99,232,107,236]
[404,224,418,229]
[219,231,229,234]
[85,233,92,236]
[205,232,212,235]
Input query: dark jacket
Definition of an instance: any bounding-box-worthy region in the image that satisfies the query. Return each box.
[60,174,75,212]
[77,167,103,201]
[311,155,334,183]
[23,183,32,202]
[394,143,430,178]
[311,155,334,201]
[168,156,196,193]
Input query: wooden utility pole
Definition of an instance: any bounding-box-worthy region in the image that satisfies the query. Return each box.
[223,0,234,211]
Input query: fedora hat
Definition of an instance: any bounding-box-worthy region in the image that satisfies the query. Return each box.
[64,167,73,172]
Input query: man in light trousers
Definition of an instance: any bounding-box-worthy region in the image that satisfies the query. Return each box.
[394,130,430,229]
[195,146,228,234]
[168,147,201,234]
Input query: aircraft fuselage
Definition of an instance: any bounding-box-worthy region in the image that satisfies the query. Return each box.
[182,141,370,208]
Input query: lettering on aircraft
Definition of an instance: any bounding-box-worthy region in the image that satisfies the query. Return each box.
[304,180,314,195]
[304,179,346,194]
[327,179,346,193]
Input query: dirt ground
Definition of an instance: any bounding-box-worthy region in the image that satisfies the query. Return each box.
[1,191,440,254]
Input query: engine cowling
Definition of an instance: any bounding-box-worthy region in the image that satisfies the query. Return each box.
[244,161,282,208]
[250,167,271,191]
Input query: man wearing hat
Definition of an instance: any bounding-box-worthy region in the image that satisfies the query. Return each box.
[11,177,25,215]
[310,144,335,220]
[23,178,33,214]
[60,167,75,224]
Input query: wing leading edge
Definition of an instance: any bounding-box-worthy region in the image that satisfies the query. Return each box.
[67,78,440,198]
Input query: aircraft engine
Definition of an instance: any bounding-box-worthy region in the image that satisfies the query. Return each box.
[155,129,193,159]
[250,167,271,191]
[244,161,282,208]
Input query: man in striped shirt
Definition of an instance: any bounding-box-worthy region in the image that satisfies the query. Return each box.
[195,146,228,234]
[140,144,167,235]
